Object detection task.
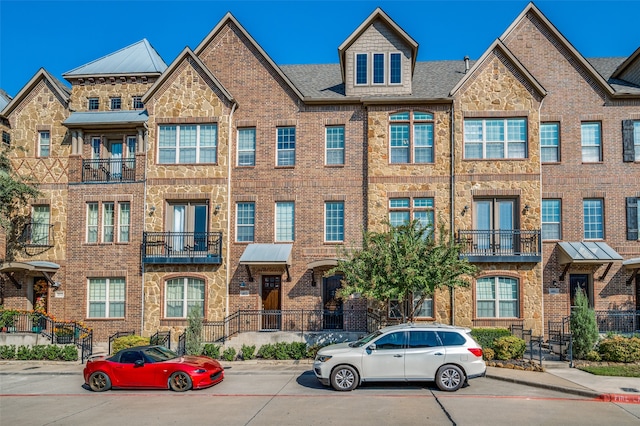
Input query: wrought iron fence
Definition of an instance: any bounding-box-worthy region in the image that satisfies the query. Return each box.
[150,330,171,349]
[594,310,640,334]
[82,158,136,183]
[142,231,223,264]
[457,229,541,256]
[108,330,135,355]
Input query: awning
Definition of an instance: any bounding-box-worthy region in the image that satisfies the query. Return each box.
[556,242,623,281]
[0,261,60,289]
[307,259,340,269]
[63,110,148,127]
[623,257,640,285]
[239,244,293,282]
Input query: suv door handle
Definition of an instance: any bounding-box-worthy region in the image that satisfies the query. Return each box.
[434,352,444,356]
[393,354,403,358]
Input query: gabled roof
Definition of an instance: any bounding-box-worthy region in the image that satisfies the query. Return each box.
[611,46,640,87]
[338,7,418,82]
[63,39,167,78]
[142,47,234,104]
[588,57,640,96]
[63,110,148,128]
[449,39,546,98]
[193,12,304,101]
[2,68,71,116]
[0,89,11,112]
[500,2,615,97]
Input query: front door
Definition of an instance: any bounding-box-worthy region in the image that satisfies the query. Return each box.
[323,275,343,330]
[262,275,281,330]
[168,203,208,252]
[570,274,590,307]
[474,199,515,253]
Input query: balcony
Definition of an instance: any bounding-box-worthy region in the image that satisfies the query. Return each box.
[19,223,55,255]
[142,231,223,264]
[82,158,136,183]
[457,229,541,263]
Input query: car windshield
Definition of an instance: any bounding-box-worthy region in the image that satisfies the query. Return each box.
[142,346,179,362]
[349,330,383,347]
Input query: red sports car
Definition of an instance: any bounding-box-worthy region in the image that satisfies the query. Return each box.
[83,345,224,392]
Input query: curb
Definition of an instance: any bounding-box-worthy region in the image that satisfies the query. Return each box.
[485,372,602,400]
[597,393,640,404]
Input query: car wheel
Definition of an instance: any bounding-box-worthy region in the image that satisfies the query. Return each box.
[435,364,464,392]
[88,371,112,392]
[330,365,359,391]
[169,371,192,392]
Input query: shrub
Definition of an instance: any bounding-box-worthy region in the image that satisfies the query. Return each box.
[0,345,16,359]
[185,308,203,356]
[274,342,290,360]
[493,335,526,360]
[45,345,63,360]
[570,289,599,359]
[202,343,220,359]
[257,343,277,359]
[62,345,78,361]
[585,350,601,362]
[482,347,495,361]
[30,345,46,360]
[470,328,512,350]
[222,347,237,361]
[240,344,256,360]
[598,335,640,363]
[111,335,150,354]
[289,342,308,360]
[16,345,31,360]
[306,344,325,359]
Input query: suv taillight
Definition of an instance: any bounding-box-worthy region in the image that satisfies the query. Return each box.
[467,348,483,357]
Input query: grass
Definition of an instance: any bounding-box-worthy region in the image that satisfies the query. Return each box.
[577,364,640,378]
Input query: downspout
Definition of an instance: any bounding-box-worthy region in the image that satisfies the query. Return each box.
[537,96,545,338]
[449,102,456,326]
[141,120,149,335]
[226,102,237,318]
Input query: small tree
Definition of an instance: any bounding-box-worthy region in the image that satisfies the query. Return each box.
[570,289,599,359]
[185,308,203,355]
[328,220,477,321]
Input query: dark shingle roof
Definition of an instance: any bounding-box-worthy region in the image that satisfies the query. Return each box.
[587,57,640,95]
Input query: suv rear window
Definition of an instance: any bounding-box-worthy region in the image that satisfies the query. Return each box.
[437,331,466,346]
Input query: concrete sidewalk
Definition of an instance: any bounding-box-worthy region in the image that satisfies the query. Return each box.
[1,358,639,403]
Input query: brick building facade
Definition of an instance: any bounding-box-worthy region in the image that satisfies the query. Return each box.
[1,3,639,342]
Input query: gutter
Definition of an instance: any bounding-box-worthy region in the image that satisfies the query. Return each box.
[449,102,456,326]
[226,102,238,318]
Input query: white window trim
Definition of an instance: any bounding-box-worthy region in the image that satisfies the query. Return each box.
[158,124,218,164]
[325,126,345,166]
[276,127,296,167]
[237,127,256,167]
[86,202,99,243]
[236,202,255,243]
[324,201,344,243]
[38,131,50,157]
[354,52,368,86]
[372,52,386,85]
[275,201,295,242]
[389,52,402,85]
[476,277,520,318]
[164,277,205,318]
[87,277,125,318]
[581,121,602,163]
[463,118,528,159]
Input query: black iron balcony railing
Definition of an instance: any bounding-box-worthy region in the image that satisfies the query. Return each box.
[457,229,541,262]
[19,223,54,247]
[82,158,136,183]
[142,231,222,264]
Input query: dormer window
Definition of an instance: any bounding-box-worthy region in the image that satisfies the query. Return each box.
[354,52,402,86]
[356,53,368,85]
[390,53,402,84]
[373,53,385,84]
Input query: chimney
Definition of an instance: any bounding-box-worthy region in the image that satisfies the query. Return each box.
[464,56,470,73]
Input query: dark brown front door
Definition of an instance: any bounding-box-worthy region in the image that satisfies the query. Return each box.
[323,275,343,329]
[262,275,281,330]
[569,274,590,307]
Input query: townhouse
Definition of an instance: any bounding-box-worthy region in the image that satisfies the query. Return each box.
[1,3,638,342]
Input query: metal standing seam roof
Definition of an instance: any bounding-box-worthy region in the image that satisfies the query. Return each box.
[557,242,623,265]
[63,110,148,126]
[0,261,60,273]
[63,39,167,77]
[239,244,293,265]
[623,258,640,269]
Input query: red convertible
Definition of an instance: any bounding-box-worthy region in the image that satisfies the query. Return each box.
[83,345,224,392]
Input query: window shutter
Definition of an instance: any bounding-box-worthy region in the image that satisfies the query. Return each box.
[622,120,635,162]
[627,197,638,240]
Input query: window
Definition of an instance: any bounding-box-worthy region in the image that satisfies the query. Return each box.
[372,331,405,350]
[389,198,434,230]
[389,292,433,319]
[167,202,208,250]
[165,277,204,318]
[236,202,255,242]
[373,53,385,84]
[276,127,295,166]
[325,126,345,165]
[91,137,101,159]
[158,124,218,164]
[626,197,639,241]
[237,128,256,166]
[2,131,10,145]
[408,330,440,348]
[390,111,434,164]
[583,199,604,239]
[103,203,115,243]
[88,278,125,318]
[542,199,561,240]
[119,202,130,242]
[390,53,402,84]
[540,122,559,162]
[38,131,50,157]
[474,198,517,251]
[464,118,527,159]
[88,98,99,110]
[31,205,50,245]
[355,53,368,85]
[275,202,294,242]
[581,122,602,162]
[623,120,640,162]
[476,276,519,318]
[110,97,121,110]
[132,96,144,109]
[325,201,344,242]
[87,202,99,243]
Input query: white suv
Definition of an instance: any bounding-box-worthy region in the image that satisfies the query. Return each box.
[314,323,486,392]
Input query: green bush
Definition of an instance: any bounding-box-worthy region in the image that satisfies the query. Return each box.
[570,289,599,359]
[288,342,308,360]
[585,350,601,362]
[0,345,16,359]
[185,308,203,356]
[306,343,326,359]
[111,335,150,354]
[16,345,31,360]
[222,347,237,361]
[30,345,46,360]
[240,344,256,360]
[598,335,640,363]
[202,343,220,359]
[45,345,63,360]
[257,343,277,359]
[482,347,495,361]
[62,345,78,361]
[470,328,512,350]
[493,335,526,360]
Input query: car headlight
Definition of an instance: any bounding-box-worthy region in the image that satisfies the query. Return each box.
[316,355,332,362]
[194,369,206,373]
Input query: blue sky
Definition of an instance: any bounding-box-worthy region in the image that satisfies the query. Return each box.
[1,0,639,98]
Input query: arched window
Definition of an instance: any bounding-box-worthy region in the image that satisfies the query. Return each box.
[476,276,519,318]
[165,277,205,318]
